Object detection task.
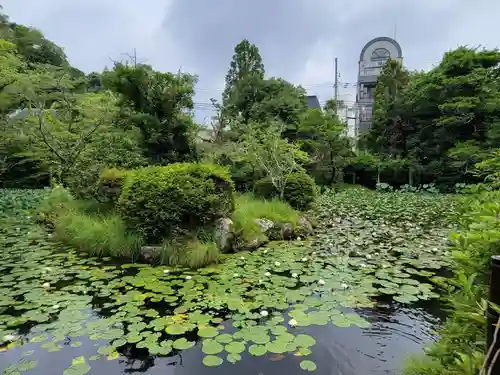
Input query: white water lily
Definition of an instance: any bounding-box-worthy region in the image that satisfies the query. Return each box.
[263,249,268,254]
[419,244,423,248]
[3,334,16,342]
[52,304,60,309]
[318,279,325,285]
[264,272,271,277]
[291,273,298,278]
[360,263,367,268]
[47,233,53,238]
[258,279,263,283]
[233,273,239,277]
[341,283,349,289]
[274,261,281,266]
[43,267,52,272]
[163,269,169,274]
[433,247,438,251]
[382,264,388,268]
[296,237,301,241]
[288,318,298,327]
[42,282,50,288]
[301,257,308,262]
[365,254,372,259]
[240,256,245,260]
[312,251,316,255]
[260,310,269,317]
[185,275,192,280]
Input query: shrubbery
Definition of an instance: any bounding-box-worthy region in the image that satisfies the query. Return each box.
[117,163,234,243]
[254,171,316,210]
[96,168,127,204]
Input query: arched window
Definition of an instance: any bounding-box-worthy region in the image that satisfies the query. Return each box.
[371,48,390,61]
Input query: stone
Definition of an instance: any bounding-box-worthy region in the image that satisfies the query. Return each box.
[254,218,274,234]
[281,223,294,240]
[295,216,314,237]
[140,246,162,264]
[214,217,234,252]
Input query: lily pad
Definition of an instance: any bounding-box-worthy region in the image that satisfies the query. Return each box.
[198,326,218,338]
[249,344,267,356]
[203,355,223,367]
[173,337,195,350]
[202,339,224,355]
[300,360,317,371]
[225,341,245,354]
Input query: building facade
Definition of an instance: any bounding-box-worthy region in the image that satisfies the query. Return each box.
[355,37,402,136]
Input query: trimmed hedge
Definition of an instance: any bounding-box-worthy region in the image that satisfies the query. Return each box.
[117,163,234,243]
[254,171,316,210]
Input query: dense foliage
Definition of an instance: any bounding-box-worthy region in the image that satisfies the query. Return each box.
[117,163,234,243]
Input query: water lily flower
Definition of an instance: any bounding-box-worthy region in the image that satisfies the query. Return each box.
[360,263,367,268]
[240,256,245,260]
[297,237,301,241]
[433,247,438,251]
[185,275,192,280]
[419,245,423,248]
[292,273,298,278]
[52,304,60,309]
[263,249,268,254]
[163,269,169,274]
[42,282,50,288]
[260,310,269,317]
[264,272,271,277]
[301,257,308,262]
[341,283,349,290]
[382,264,388,268]
[288,318,298,327]
[312,251,316,255]
[43,267,52,272]
[318,279,325,285]
[233,273,239,277]
[47,233,53,238]
[366,254,372,259]
[3,334,16,342]
[259,279,263,283]
[274,261,281,266]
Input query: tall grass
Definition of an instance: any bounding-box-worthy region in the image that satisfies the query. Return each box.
[160,237,220,269]
[232,193,300,241]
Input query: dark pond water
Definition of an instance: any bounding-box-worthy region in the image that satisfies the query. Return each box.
[0,300,444,375]
[0,190,451,375]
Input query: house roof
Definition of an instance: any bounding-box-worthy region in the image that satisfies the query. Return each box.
[306,95,321,109]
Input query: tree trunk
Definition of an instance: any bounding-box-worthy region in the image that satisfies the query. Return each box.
[409,167,413,186]
[377,167,381,183]
[352,172,356,185]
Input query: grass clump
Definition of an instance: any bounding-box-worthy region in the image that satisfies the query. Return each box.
[160,237,220,269]
[232,193,300,242]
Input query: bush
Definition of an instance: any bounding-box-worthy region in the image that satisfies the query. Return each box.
[96,168,127,204]
[232,194,300,244]
[117,163,234,243]
[54,210,143,259]
[254,171,316,210]
[160,237,220,269]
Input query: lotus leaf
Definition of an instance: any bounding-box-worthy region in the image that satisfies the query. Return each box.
[225,341,245,354]
[173,337,195,350]
[300,360,317,371]
[202,339,224,354]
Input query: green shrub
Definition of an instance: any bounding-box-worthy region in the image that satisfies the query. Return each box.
[160,237,220,269]
[96,168,127,204]
[254,171,316,210]
[54,211,143,259]
[117,163,234,243]
[232,194,300,243]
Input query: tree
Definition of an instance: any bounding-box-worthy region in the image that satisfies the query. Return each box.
[237,121,308,200]
[14,67,115,183]
[366,58,410,156]
[103,61,199,164]
[222,39,265,110]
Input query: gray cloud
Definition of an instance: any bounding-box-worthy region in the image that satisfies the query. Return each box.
[3,0,500,123]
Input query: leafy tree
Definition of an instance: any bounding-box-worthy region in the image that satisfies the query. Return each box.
[366,58,410,156]
[237,121,308,200]
[222,39,265,110]
[103,61,199,164]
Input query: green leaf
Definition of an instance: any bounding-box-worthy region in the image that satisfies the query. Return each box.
[225,341,245,354]
[172,338,195,350]
[294,334,316,348]
[249,344,267,356]
[203,355,223,367]
[202,339,223,355]
[198,326,218,338]
[300,360,317,371]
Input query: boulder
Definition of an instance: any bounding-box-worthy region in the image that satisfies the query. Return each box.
[214,217,234,252]
[254,218,274,233]
[295,216,314,237]
[140,246,162,264]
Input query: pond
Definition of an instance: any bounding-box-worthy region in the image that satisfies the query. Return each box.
[0,190,452,375]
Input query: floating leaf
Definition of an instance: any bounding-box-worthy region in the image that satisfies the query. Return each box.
[294,334,316,348]
[227,353,241,364]
[173,338,195,350]
[225,341,245,354]
[249,344,267,356]
[202,339,223,355]
[202,355,223,367]
[215,333,233,343]
[300,360,317,371]
[198,326,218,338]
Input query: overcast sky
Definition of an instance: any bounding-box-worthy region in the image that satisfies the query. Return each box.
[2,0,499,124]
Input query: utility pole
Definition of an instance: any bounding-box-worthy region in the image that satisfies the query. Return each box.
[334,57,338,102]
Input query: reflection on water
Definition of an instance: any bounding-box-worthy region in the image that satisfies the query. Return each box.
[0,300,444,375]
